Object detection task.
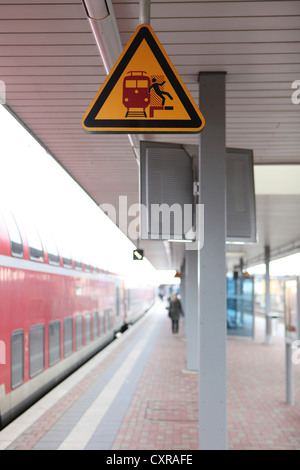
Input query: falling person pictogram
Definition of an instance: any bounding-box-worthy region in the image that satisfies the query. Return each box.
[148,78,173,106]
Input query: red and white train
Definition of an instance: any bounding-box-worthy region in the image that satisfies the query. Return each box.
[0,208,155,429]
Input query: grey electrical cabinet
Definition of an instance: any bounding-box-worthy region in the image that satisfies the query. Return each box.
[226,147,257,244]
[140,141,194,240]
[140,141,257,244]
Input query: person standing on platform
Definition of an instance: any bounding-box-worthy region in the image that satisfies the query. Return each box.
[168,294,184,334]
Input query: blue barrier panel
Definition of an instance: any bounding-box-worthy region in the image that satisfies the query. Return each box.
[227,276,254,337]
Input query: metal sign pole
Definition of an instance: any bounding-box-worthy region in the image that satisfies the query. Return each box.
[265,245,272,344]
[140,0,151,25]
[286,341,294,405]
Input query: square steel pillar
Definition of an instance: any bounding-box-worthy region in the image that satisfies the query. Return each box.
[198,72,227,450]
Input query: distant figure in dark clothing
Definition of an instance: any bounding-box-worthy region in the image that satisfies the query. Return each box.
[168,294,184,334]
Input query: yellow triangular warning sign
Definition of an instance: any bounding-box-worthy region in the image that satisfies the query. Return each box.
[82,24,205,134]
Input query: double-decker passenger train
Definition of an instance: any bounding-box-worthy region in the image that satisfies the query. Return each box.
[0,208,155,429]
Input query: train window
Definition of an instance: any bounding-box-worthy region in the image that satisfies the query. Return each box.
[84,263,90,272]
[26,226,44,263]
[74,259,82,270]
[85,314,91,344]
[137,80,148,88]
[59,244,72,269]
[93,311,98,339]
[11,330,24,389]
[72,247,82,271]
[29,325,45,378]
[99,310,104,336]
[57,238,72,268]
[75,316,83,350]
[44,233,60,266]
[105,309,112,330]
[63,256,72,268]
[64,317,73,357]
[126,80,136,88]
[49,321,61,367]
[3,212,24,258]
[127,289,131,311]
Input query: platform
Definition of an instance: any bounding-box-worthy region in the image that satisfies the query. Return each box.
[0,301,300,451]
[0,301,197,450]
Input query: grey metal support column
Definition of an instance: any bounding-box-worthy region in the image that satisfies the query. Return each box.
[180,266,186,314]
[185,251,198,371]
[265,246,272,344]
[239,258,244,334]
[286,342,294,405]
[198,72,227,450]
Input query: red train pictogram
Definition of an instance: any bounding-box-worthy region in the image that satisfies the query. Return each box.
[123,71,151,118]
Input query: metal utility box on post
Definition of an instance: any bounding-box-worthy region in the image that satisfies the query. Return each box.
[139,141,194,241]
[226,148,257,244]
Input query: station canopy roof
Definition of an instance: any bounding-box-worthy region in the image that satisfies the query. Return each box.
[1,0,300,271]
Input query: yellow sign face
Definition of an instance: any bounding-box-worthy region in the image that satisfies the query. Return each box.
[82,24,205,134]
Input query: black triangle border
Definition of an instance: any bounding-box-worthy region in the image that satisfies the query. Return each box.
[83,26,204,134]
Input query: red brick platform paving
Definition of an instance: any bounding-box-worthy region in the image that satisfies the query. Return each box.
[227,332,300,450]
[112,313,300,450]
[4,306,300,451]
[112,314,198,450]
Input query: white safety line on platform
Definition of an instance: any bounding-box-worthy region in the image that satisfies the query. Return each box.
[57,317,159,450]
